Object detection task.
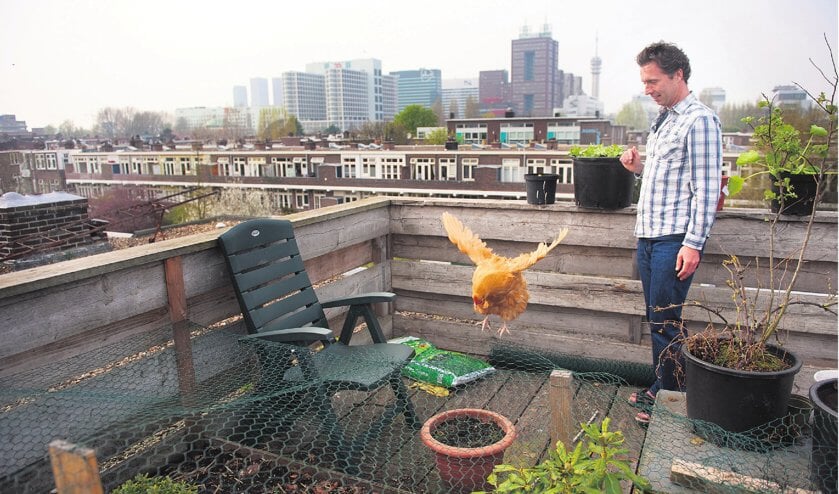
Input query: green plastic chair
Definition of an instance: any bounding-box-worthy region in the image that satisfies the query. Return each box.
[217,218,419,472]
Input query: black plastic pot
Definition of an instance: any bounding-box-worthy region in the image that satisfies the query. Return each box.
[572,157,634,209]
[683,342,802,439]
[524,174,558,205]
[770,172,819,216]
[809,378,837,494]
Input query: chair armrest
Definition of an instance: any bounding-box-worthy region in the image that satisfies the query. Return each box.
[320,292,396,309]
[240,327,333,343]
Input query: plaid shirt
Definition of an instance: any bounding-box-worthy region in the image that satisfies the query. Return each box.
[636,92,722,250]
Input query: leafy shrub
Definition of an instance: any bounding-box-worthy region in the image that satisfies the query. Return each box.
[476,418,650,494]
[113,474,197,494]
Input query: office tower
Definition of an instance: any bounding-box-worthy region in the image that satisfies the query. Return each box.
[590,36,602,99]
[772,85,810,109]
[233,86,248,108]
[283,72,327,122]
[699,87,726,112]
[249,77,269,107]
[306,58,388,129]
[271,77,283,107]
[442,79,479,119]
[381,74,398,121]
[511,24,558,117]
[325,68,369,130]
[479,70,511,116]
[389,69,442,112]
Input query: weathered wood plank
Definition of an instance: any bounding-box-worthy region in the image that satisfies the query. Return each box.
[670,458,818,494]
[48,440,104,494]
[638,391,813,494]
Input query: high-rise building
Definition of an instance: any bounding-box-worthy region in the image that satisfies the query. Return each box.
[283,72,327,123]
[306,58,391,130]
[233,86,248,108]
[442,79,479,119]
[389,69,442,112]
[479,70,511,116]
[772,85,810,109]
[511,24,558,117]
[249,77,269,107]
[271,77,283,107]
[381,74,398,121]
[325,68,370,131]
[699,87,726,112]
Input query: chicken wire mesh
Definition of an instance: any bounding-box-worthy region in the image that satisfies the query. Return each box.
[0,322,834,494]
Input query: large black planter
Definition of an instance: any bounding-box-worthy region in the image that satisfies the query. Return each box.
[683,342,801,441]
[770,172,819,216]
[572,157,634,209]
[809,378,837,494]
[524,173,558,205]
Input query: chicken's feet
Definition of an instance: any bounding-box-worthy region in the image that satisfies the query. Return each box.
[496,323,510,336]
[479,317,491,332]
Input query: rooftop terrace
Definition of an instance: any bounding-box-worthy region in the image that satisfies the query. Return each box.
[0,197,835,493]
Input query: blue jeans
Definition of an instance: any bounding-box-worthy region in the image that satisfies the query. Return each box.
[636,235,695,394]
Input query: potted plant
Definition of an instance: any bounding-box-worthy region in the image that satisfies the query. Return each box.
[568,144,633,209]
[679,38,838,441]
[475,418,650,494]
[809,377,837,494]
[729,99,832,215]
[524,172,559,205]
[420,408,516,493]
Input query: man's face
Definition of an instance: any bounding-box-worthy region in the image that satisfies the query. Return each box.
[640,62,683,108]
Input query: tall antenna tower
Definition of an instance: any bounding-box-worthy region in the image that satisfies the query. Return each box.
[590,34,602,99]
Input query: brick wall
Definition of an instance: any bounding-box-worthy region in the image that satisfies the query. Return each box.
[0,193,105,260]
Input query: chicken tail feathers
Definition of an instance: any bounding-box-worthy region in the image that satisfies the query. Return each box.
[507,228,569,272]
[441,212,494,264]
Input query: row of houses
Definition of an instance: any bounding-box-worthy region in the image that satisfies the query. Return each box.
[0,143,746,213]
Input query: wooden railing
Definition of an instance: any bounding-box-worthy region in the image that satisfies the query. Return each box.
[1,196,835,382]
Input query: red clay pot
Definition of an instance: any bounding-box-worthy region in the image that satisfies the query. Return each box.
[420,408,516,493]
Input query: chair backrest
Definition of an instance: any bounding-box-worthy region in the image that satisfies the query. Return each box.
[218,218,329,335]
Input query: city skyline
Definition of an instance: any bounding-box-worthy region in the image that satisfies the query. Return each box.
[1,0,837,129]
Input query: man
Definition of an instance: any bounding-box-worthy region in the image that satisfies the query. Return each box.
[620,42,722,425]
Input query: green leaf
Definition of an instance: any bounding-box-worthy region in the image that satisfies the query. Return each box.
[727,175,744,196]
[810,124,828,137]
[736,150,761,165]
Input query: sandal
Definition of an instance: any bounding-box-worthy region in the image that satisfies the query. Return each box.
[635,411,651,428]
[628,388,656,408]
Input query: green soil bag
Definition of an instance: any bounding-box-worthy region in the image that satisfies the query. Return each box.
[389,336,495,387]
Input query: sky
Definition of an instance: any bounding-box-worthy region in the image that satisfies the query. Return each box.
[1,0,837,130]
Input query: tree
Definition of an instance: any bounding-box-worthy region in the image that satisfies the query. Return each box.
[354,121,387,140]
[58,120,87,138]
[431,98,444,125]
[174,117,190,136]
[257,107,287,140]
[465,95,481,118]
[615,101,649,130]
[384,122,409,144]
[717,101,763,132]
[424,128,449,145]
[393,105,438,136]
[323,124,341,135]
[94,107,168,139]
[280,115,303,137]
[448,99,459,119]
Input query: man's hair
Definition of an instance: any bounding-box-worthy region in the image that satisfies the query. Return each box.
[636,42,691,82]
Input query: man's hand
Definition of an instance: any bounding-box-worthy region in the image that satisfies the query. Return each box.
[620,146,643,174]
[675,246,701,281]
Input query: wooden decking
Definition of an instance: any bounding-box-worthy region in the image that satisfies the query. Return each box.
[167,365,650,493]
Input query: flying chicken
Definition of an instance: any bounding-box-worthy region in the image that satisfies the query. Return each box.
[441,212,569,335]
